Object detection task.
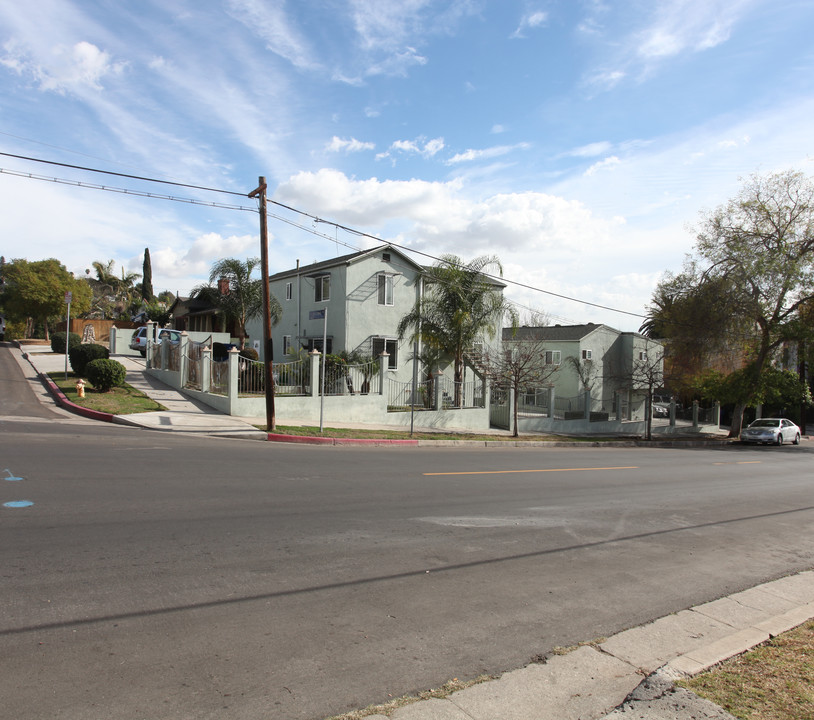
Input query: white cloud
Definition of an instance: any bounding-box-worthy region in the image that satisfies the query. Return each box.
[447,143,531,165]
[1,40,126,94]
[491,124,506,134]
[510,10,549,39]
[377,136,445,161]
[568,141,614,158]
[584,156,621,176]
[326,136,376,153]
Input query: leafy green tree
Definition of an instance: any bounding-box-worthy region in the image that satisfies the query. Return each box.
[397,254,518,406]
[3,258,91,339]
[645,170,814,435]
[191,257,281,349]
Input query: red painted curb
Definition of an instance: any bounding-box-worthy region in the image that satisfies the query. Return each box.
[41,374,114,423]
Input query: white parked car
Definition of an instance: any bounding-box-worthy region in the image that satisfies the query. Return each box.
[129,327,182,357]
[739,418,801,445]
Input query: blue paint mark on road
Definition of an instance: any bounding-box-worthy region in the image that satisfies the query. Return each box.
[3,469,23,481]
[3,501,33,508]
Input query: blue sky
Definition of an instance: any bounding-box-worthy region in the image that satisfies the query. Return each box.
[1,0,813,330]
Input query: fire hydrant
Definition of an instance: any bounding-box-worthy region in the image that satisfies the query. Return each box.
[75,379,85,398]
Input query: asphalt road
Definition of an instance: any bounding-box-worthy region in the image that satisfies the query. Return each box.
[2,358,814,719]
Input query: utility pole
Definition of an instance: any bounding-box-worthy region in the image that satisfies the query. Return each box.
[248,176,275,431]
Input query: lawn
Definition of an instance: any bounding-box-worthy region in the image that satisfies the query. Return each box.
[50,372,166,415]
[680,620,814,719]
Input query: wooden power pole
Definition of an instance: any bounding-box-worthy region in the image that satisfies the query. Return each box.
[248,176,275,431]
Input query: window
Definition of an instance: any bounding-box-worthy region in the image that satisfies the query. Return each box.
[544,350,561,366]
[372,338,398,369]
[377,274,394,306]
[314,275,330,302]
[581,349,592,361]
[639,351,647,361]
[285,282,293,301]
[283,335,292,355]
[307,337,333,354]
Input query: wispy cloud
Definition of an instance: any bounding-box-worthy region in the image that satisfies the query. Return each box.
[584,156,621,176]
[325,136,376,153]
[510,10,549,39]
[376,136,445,162]
[447,143,531,165]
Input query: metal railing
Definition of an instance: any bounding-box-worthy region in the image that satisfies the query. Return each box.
[210,359,228,395]
[185,336,212,391]
[275,358,309,396]
[321,359,380,396]
[518,388,550,417]
[437,377,484,409]
[387,378,434,411]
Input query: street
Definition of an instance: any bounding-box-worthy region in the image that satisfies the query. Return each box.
[2,410,814,719]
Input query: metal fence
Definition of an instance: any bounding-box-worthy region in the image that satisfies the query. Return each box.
[518,388,550,417]
[437,376,484,409]
[321,359,380,396]
[210,359,228,396]
[185,336,212,391]
[553,394,583,419]
[388,377,434,411]
[275,359,310,396]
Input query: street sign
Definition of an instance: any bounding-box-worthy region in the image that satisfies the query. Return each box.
[309,309,325,320]
[64,291,72,303]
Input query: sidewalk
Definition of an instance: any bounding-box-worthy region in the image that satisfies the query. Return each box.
[12,344,814,719]
[357,570,814,720]
[15,344,267,439]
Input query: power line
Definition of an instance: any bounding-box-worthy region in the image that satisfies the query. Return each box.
[0,149,648,320]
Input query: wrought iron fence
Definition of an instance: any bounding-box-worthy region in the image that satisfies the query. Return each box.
[185,336,211,391]
[553,394,584,420]
[275,359,309,396]
[437,376,484,408]
[518,388,550,417]
[210,359,228,395]
[387,378,434,411]
[321,359,380,396]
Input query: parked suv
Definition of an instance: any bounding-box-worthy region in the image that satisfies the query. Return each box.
[129,327,181,357]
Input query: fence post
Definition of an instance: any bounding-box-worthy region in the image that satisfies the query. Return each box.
[378,352,388,395]
[714,401,721,427]
[201,347,212,392]
[549,386,556,419]
[692,399,699,430]
[584,389,591,420]
[179,332,189,385]
[508,387,515,434]
[434,370,444,410]
[309,350,320,396]
[145,320,155,369]
[227,346,240,415]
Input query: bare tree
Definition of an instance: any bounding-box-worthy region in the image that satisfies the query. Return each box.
[485,328,559,437]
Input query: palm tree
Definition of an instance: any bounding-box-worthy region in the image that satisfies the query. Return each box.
[397,254,518,406]
[192,257,281,349]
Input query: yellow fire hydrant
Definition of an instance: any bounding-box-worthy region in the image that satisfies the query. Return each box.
[75,379,85,398]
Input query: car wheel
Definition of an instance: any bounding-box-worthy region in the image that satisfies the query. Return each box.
[794,433,801,445]
[775,433,783,446]
[139,349,146,358]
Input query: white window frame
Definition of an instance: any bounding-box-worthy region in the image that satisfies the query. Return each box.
[314,275,330,302]
[544,350,562,366]
[639,351,647,361]
[372,337,398,370]
[582,349,592,361]
[377,273,394,306]
[285,282,293,301]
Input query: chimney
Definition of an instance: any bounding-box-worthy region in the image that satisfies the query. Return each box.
[217,277,230,295]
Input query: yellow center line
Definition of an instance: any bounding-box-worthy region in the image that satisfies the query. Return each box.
[713,461,763,466]
[423,466,639,476]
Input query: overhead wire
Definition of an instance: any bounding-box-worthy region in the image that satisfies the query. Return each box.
[1,149,647,321]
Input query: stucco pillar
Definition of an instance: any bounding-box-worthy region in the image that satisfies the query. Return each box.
[434,370,444,410]
[227,347,240,412]
[714,401,721,427]
[670,398,676,428]
[201,347,212,392]
[692,399,699,429]
[145,320,155,369]
[309,350,320,396]
[179,332,189,384]
[549,386,556,419]
[378,352,389,395]
[584,389,591,420]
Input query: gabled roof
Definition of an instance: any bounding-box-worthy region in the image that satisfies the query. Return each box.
[503,323,613,342]
[269,244,423,282]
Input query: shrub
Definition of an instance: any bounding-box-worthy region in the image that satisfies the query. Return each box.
[86,359,126,392]
[51,332,82,354]
[69,343,109,376]
[239,347,259,361]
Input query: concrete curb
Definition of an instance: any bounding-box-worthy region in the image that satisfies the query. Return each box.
[267,432,419,446]
[37,370,114,423]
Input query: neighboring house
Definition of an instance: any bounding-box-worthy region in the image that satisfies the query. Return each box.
[503,323,664,415]
[169,295,232,335]
[245,245,425,384]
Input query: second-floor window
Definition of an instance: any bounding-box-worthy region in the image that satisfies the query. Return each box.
[286,282,293,301]
[544,350,561,366]
[377,274,394,306]
[315,275,330,302]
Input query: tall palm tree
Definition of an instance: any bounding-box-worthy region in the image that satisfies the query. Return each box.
[192,257,281,349]
[397,254,518,405]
